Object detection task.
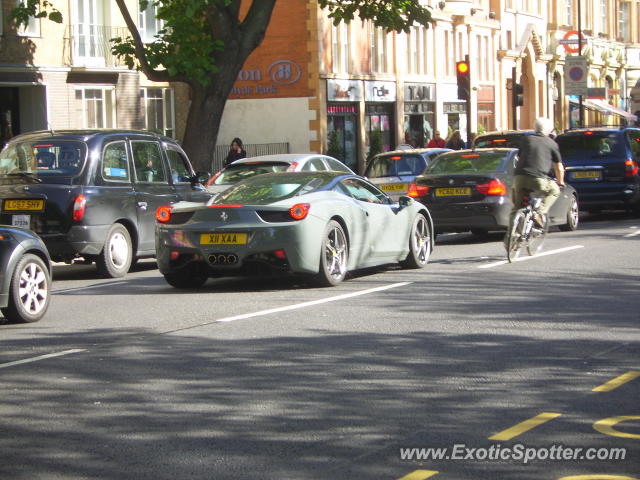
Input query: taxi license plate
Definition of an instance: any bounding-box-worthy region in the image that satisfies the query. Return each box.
[11,215,31,228]
[572,170,601,180]
[379,183,408,192]
[3,199,45,211]
[435,187,472,197]
[200,233,247,245]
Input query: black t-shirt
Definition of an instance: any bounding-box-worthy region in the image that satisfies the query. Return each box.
[514,133,562,179]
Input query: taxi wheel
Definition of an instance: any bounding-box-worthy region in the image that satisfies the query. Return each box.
[96,224,132,278]
[1,254,51,323]
[164,270,208,289]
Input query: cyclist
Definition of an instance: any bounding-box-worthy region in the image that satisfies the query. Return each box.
[510,117,565,229]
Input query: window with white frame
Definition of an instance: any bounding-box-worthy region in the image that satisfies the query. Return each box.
[620,2,630,41]
[565,0,573,25]
[599,0,607,33]
[139,2,163,43]
[15,0,40,36]
[370,25,387,73]
[444,31,452,76]
[426,27,434,77]
[332,23,350,73]
[140,87,175,138]
[75,87,115,128]
[408,27,423,74]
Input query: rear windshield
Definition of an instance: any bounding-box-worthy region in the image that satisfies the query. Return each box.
[211,162,289,185]
[556,132,626,160]
[426,152,509,175]
[474,135,525,149]
[365,154,427,178]
[211,173,334,205]
[0,140,86,182]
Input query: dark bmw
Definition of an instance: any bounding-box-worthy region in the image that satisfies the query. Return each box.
[555,127,640,213]
[0,130,210,277]
[1,226,51,323]
[408,148,579,235]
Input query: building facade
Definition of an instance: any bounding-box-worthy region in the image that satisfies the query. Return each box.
[0,0,176,149]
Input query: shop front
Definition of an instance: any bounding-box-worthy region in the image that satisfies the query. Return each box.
[403,83,436,148]
[477,86,495,135]
[365,80,396,155]
[326,79,361,171]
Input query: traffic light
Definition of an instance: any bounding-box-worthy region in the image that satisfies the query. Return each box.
[456,60,470,101]
[513,83,524,107]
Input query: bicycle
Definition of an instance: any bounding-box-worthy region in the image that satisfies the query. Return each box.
[505,193,549,263]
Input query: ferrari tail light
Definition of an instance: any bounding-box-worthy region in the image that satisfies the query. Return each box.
[408,183,429,197]
[286,162,299,172]
[476,179,507,196]
[72,195,86,221]
[156,205,172,223]
[624,159,639,177]
[274,249,287,259]
[289,203,310,220]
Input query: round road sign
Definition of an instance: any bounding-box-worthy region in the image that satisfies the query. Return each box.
[568,66,585,82]
[562,30,584,54]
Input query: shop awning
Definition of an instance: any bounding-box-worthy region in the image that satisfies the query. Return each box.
[581,98,638,122]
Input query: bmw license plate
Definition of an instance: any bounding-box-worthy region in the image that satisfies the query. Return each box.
[435,187,472,197]
[200,233,247,245]
[379,183,408,192]
[3,199,45,211]
[571,170,602,180]
[11,215,31,228]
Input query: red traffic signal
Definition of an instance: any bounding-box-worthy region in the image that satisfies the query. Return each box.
[456,61,470,100]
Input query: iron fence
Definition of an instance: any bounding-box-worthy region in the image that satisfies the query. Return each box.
[210,142,290,173]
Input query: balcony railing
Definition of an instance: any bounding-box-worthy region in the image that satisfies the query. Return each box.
[64,24,130,68]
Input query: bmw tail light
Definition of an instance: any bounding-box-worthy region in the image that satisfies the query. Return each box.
[476,179,507,196]
[289,203,310,220]
[72,195,86,221]
[624,159,639,177]
[408,183,429,197]
[156,205,172,223]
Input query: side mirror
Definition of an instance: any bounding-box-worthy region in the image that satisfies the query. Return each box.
[191,171,210,185]
[399,195,414,207]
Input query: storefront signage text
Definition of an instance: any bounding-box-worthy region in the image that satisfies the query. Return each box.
[365,81,396,102]
[405,83,434,102]
[327,79,363,102]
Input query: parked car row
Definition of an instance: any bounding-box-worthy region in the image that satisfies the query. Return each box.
[3,124,638,322]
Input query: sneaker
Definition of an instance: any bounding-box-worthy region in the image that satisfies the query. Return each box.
[532,212,545,228]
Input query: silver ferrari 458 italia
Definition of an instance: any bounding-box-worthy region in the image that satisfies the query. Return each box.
[155,171,434,288]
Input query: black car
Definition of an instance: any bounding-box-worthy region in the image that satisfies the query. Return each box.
[0,130,210,277]
[473,130,537,149]
[408,148,579,235]
[1,226,51,323]
[555,127,640,213]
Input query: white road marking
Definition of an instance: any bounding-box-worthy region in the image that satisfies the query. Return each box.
[478,245,585,269]
[0,349,86,370]
[215,282,412,323]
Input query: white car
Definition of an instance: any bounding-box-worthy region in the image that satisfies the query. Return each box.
[206,154,355,194]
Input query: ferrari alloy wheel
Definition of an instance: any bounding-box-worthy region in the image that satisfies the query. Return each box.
[96,223,132,278]
[1,254,50,323]
[401,214,432,269]
[314,220,348,287]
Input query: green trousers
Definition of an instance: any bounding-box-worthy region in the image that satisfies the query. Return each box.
[510,174,560,216]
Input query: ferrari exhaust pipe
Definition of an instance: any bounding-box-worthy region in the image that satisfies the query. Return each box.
[208,254,238,265]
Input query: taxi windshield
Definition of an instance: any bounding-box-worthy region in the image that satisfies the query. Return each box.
[0,140,86,181]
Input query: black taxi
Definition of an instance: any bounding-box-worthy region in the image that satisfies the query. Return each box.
[0,130,210,277]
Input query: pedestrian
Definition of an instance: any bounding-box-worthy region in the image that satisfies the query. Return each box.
[224,137,247,166]
[445,130,466,150]
[427,130,446,148]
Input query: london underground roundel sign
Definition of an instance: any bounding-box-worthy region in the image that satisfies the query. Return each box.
[562,30,584,54]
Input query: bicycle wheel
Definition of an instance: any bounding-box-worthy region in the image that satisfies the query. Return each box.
[506,210,527,263]
[527,213,549,256]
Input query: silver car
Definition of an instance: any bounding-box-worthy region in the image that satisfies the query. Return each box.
[364,148,451,201]
[206,153,354,194]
